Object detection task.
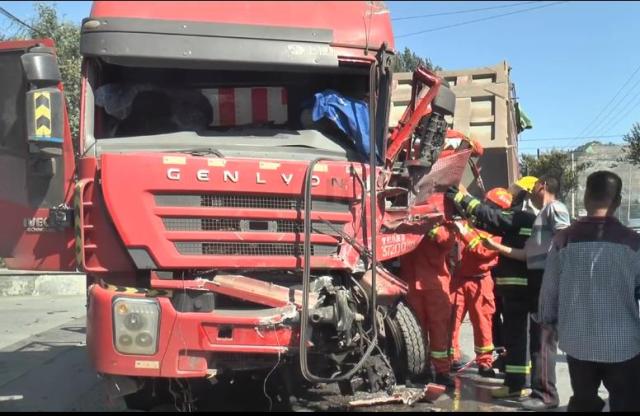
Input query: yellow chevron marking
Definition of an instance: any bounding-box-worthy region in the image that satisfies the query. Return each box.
[35,105,51,119]
[35,125,51,136]
[103,283,172,298]
[34,92,50,102]
[33,92,52,137]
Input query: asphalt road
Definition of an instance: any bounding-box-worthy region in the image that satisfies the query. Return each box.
[0,294,611,412]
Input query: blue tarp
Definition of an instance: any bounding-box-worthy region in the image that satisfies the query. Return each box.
[311,90,379,161]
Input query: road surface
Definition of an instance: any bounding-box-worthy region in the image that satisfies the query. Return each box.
[0,294,610,412]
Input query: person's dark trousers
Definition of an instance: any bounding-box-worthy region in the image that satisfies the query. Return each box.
[492,294,504,349]
[501,296,530,390]
[529,319,559,406]
[567,353,640,412]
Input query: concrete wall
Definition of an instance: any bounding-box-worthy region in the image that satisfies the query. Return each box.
[0,270,85,297]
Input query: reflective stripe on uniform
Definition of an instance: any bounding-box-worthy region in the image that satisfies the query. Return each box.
[454,192,465,203]
[495,277,528,286]
[431,350,449,359]
[468,236,483,249]
[428,225,440,239]
[467,199,480,214]
[474,344,495,353]
[506,364,531,374]
[519,227,532,236]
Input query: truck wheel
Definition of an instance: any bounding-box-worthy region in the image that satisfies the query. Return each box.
[383,301,427,383]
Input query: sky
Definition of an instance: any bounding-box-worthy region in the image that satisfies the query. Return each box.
[2,1,640,155]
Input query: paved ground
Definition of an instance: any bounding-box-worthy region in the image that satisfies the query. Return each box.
[0,293,612,412]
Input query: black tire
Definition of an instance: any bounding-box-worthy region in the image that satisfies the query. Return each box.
[383,301,427,383]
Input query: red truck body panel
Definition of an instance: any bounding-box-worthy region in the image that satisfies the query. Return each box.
[89,1,395,53]
[0,38,77,271]
[0,2,474,393]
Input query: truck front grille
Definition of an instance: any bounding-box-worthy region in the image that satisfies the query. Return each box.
[175,242,338,256]
[155,194,350,212]
[163,218,342,236]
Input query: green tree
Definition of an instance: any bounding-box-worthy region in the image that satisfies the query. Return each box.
[392,46,441,72]
[520,149,592,203]
[8,3,81,139]
[623,122,640,166]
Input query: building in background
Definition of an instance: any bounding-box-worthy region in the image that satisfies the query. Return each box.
[391,61,530,194]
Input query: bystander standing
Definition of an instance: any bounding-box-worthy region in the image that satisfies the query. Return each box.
[538,170,640,412]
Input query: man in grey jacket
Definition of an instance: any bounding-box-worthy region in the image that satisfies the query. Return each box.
[538,171,640,411]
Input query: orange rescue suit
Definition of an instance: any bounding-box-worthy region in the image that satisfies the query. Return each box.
[450,220,500,368]
[400,222,456,375]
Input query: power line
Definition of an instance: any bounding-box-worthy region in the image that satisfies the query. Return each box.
[518,143,626,150]
[395,1,568,39]
[571,62,640,146]
[0,6,39,35]
[520,134,625,142]
[392,1,540,21]
[598,93,640,135]
[587,74,640,139]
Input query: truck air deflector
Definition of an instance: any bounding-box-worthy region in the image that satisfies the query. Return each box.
[80,18,338,70]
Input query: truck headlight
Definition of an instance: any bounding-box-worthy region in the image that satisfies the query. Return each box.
[113,298,160,355]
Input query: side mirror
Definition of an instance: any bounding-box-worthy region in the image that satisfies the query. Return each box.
[21,46,65,157]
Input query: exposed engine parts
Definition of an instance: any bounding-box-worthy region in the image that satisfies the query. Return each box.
[408,111,448,171]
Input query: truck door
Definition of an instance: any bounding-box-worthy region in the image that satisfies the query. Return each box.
[0,39,76,271]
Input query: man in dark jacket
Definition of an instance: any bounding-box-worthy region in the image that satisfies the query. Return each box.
[445,178,537,399]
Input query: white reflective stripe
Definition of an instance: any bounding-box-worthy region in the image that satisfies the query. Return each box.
[234,87,252,125]
[267,87,287,124]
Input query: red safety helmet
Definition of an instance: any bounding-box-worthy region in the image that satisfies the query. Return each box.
[485,187,512,209]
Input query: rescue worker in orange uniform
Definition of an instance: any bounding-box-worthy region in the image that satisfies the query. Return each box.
[449,188,513,377]
[400,220,457,387]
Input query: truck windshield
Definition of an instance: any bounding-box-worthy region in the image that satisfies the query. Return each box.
[91,63,371,161]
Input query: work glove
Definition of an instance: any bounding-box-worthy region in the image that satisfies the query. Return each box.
[445,186,481,216]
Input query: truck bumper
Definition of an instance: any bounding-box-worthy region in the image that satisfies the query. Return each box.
[87,283,296,378]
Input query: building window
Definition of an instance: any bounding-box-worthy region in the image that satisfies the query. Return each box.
[470,96,494,119]
[469,123,494,142]
[471,74,496,84]
[444,77,457,87]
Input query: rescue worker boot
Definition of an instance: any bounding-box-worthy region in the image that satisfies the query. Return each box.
[478,365,496,378]
[492,353,506,373]
[450,359,470,372]
[434,372,456,388]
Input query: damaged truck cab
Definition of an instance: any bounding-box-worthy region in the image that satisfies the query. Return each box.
[0,1,471,409]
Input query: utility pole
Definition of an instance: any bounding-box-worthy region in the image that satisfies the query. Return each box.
[628,164,632,223]
[570,151,575,218]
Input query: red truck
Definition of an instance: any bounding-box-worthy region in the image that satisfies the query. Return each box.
[0,1,471,410]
